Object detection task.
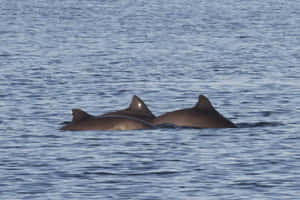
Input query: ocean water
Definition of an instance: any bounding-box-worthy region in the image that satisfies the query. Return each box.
[1,0,300,199]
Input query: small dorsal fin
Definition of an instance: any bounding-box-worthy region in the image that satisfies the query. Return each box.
[194,95,215,110]
[128,95,155,117]
[71,109,93,122]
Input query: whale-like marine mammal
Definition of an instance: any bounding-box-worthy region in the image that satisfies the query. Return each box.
[153,95,236,128]
[101,95,156,122]
[61,109,153,131]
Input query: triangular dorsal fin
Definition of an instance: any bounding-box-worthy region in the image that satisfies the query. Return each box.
[128,95,155,118]
[194,95,216,111]
[71,109,93,122]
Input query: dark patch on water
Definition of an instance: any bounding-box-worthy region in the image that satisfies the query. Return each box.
[60,121,70,125]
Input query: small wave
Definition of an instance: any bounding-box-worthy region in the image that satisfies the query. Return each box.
[237,122,284,128]
[85,170,182,177]
[85,171,119,176]
[0,52,11,57]
[56,171,89,179]
[19,134,62,139]
[128,171,180,176]
[231,180,276,189]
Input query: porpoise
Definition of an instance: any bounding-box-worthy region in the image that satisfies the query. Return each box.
[61,109,153,131]
[153,95,236,128]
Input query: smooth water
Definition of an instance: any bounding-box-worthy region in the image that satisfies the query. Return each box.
[1,0,300,199]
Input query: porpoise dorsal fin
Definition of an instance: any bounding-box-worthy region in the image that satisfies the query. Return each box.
[71,109,93,122]
[194,95,216,111]
[128,95,155,118]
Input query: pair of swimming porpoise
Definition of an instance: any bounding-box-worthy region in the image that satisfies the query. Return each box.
[61,95,237,131]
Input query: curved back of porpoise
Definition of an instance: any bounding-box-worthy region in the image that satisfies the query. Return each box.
[61,109,153,131]
[153,95,236,128]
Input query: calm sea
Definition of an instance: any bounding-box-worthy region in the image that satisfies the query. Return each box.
[1,0,300,199]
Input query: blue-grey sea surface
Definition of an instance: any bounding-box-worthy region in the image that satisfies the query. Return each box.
[1,0,300,199]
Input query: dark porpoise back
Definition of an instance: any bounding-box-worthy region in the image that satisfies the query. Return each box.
[61,109,153,131]
[153,95,236,128]
[101,95,156,122]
